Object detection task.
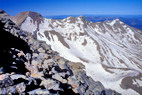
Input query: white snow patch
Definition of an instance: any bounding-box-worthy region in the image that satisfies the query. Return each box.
[133,79,142,87]
[10,74,26,80]
[30,17,142,95]
[107,19,116,26]
[21,17,37,34]
[28,88,49,94]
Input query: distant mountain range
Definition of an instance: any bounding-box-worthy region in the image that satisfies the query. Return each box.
[46,15,142,30]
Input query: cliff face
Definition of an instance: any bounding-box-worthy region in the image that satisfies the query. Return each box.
[0,10,120,95]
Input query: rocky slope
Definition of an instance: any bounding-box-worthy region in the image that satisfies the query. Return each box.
[11,11,142,95]
[0,10,120,95]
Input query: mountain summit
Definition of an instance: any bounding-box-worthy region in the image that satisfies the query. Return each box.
[11,11,142,95]
[11,11,43,26]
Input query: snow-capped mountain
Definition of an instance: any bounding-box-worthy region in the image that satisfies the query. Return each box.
[1,9,121,95]
[11,11,142,95]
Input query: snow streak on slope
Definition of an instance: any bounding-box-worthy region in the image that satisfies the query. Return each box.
[21,17,37,34]
[17,15,142,95]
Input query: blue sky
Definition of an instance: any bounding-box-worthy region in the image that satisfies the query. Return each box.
[0,0,142,16]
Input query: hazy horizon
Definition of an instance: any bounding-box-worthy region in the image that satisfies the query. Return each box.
[45,14,142,17]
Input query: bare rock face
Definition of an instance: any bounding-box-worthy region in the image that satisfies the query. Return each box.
[0,10,121,95]
[10,11,43,26]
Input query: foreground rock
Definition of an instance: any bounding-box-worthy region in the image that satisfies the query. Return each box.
[0,10,120,95]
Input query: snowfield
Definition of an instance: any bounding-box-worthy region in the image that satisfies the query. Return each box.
[20,16,142,95]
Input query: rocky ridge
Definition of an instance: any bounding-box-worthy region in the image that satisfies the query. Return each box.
[0,10,120,95]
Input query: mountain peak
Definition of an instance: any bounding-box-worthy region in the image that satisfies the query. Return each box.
[105,18,124,26]
[63,16,85,24]
[14,11,43,18]
[23,11,42,18]
[66,16,77,20]
[113,19,123,23]
[77,16,85,21]
[11,11,43,26]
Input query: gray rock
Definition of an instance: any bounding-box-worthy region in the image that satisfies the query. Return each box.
[43,59,53,64]
[39,53,48,59]
[52,73,65,83]
[0,82,26,94]
[38,47,45,53]
[51,67,57,74]
[57,58,68,70]
[15,82,26,93]
[0,11,121,95]
[41,79,61,91]
[32,53,38,58]
[67,76,79,88]
[31,60,39,65]
[0,76,14,88]
[40,42,51,51]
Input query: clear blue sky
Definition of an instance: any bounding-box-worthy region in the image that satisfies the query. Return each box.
[0,0,142,16]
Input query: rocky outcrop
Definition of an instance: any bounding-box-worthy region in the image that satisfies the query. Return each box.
[0,10,120,95]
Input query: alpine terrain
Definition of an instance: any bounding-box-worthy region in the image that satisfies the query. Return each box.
[0,10,120,95]
[0,9,142,95]
[11,11,142,95]
[10,11,142,95]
